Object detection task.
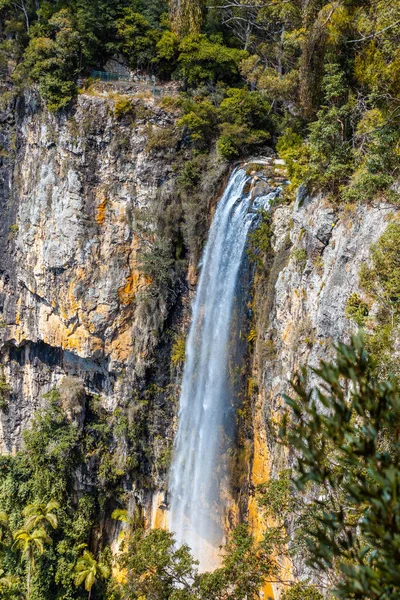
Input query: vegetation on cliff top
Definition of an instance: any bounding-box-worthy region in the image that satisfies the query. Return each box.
[1,0,400,201]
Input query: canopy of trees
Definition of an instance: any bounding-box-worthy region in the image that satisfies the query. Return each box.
[1,0,399,201]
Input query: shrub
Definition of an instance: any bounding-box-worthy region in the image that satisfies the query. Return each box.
[281,584,325,600]
[277,128,309,199]
[113,96,135,118]
[176,158,202,189]
[218,88,271,130]
[359,221,400,317]
[177,34,248,87]
[178,98,217,147]
[217,88,271,158]
[345,292,369,326]
[0,376,10,411]
[283,336,400,599]
[171,335,186,367]
[292,248,307,271]
[217,123,270,159]
[248,210,272,267]
[145,125,179,153]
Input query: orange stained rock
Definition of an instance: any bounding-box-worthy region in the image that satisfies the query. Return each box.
[249,403,275,600]
[67,279,80,314]
[150,492,169,531]
[118,270,140,305]
[108,328,133,363]
[118,269,152,306]
[95,195,108,225]
[41,313,103,356]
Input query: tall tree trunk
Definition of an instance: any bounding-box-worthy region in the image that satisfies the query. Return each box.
[14,0,30,32]
[27,559,31,600]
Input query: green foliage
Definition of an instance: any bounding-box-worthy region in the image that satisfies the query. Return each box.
[116,528,196,599]
[292,247,307,271]
[1,0,400,196]
[197,523,283,600]
[114,523,283,600]
[145,124,179,153]
[178,97,217,147]
[171,334,186,367]
[277,129,309,199]
[176,159,202,189]
[257,470,292,521]
[74,549,110,596]
[0,376,10,411]
[345,292,369,326]
[360,221,400,317]
[177,34,247,87]
[0,383,157,599]
[354,221,400,379]
[248,209,272,268]
[344,110,400,204]
[23,500,59,532]
[115,9,159,69]
[217,88,271,158]
[283,335,400,599]
[281,583,325,600]
[304,64,354,196]
[15,9,80,111]
[113,96,135,118]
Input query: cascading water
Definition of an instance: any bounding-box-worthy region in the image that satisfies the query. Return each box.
[169,167,278,571]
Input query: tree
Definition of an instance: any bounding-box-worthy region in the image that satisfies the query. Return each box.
[74,550,110,600]
[15,8,81,111]
[170,0,204,37]
[197,523,283,600]
[117,528,196,599]
[115,8,159,69]
[22,499,59,532]
[12,527,52,600]
[305,63,354,196]
[283,335,400,598]
[0,511,10,557]
[116,525,286,600]
[177,34,247,86]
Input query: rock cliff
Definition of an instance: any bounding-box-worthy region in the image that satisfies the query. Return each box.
[249,188,397,594]
[0,85,398,582]
[0,86,226,457]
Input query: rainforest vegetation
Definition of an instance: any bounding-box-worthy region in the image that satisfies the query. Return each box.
[0,339,398,599]
[1,1,400,599]
[1,0,400,202]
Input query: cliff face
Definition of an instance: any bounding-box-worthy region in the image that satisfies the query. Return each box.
[0,87,226,456]
[249,189,396,593]
[0,85,397,578]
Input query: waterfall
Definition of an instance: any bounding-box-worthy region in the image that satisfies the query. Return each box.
[169,167,274,571]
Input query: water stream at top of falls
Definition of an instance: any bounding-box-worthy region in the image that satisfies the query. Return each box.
[169,167,277,572]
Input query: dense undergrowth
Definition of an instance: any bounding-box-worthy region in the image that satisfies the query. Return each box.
[0,340,399,599]
[1,0,400,203]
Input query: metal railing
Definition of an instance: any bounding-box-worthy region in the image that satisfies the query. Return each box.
[89,71,166,96]
[90,70,130,82]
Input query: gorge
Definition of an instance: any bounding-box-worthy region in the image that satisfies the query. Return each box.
[0,0,400,597]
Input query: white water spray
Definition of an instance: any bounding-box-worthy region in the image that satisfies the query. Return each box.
[169,167,275,571]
